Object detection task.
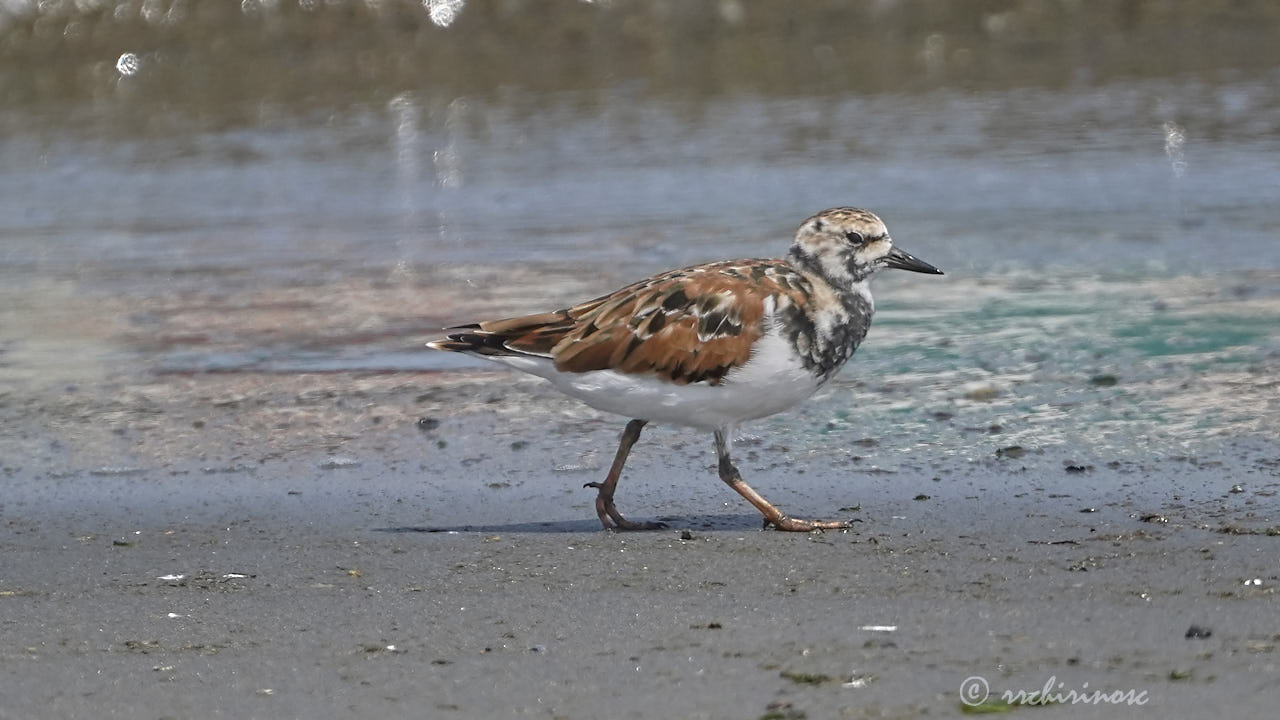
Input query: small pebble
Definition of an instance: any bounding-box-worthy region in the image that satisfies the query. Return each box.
[320,457,360,470]
[962,382,1000,401]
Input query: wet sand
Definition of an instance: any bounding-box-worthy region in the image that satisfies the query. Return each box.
[2,369,1277,719]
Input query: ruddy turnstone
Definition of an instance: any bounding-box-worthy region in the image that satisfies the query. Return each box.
[428,207,943,531]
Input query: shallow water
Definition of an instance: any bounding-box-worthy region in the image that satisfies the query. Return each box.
[1,1,1278,464]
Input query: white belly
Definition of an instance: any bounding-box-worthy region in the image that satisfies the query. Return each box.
[488,327,822,431]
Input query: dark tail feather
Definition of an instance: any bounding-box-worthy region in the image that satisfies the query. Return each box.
[427,329,545,358]
[426,338,487,353]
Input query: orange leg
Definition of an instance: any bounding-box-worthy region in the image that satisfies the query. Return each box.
[714,430,851,531]
[583,419,666,530]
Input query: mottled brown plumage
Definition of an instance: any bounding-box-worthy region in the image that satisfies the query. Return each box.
[442,259,813,386]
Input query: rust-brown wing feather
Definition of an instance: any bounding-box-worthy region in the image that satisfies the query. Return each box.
[433,260,810,385]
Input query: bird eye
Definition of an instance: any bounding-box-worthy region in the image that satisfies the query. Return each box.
[845,231,864,244]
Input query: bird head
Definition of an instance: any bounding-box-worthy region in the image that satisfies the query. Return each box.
[789,207,943,284]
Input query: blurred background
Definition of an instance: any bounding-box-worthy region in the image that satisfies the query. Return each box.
[1,0,1278,466]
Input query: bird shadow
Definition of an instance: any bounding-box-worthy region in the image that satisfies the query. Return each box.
[371,512,772,534]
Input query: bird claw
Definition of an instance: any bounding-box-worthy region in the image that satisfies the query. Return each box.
[765,515,854,532]
[583,482,662,530]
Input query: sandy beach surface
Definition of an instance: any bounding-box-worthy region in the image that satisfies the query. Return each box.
[2,368,1277,720]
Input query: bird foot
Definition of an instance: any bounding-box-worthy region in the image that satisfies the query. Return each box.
[764,516,853,532]
[584,482,667,531]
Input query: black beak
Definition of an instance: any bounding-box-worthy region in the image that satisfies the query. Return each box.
[884,246,944,275]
